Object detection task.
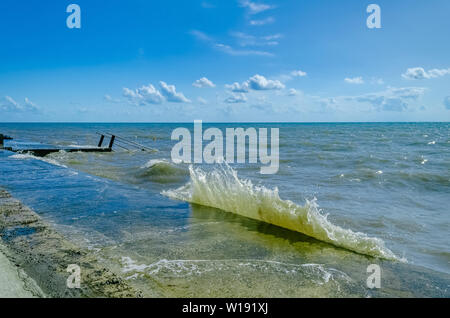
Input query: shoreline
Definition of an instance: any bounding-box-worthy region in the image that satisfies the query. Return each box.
[0,188,142,298]
[0,243,42,298]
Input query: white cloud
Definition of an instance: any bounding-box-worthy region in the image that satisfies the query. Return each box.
[225,82,250,93]
[0,96,20,111]
[123,84,165,105]
[231,32,281,47]
[104,94,121,103]
[190,30,212,42]
[248,74,285,90]
[214,43,273,57]
[249,17,275,26]
[191,29,274,57]
[239,1,275,15]
[0,96,39,112]
[261,33,283,41]
[276,69,308,82]
[444,96,450,110]
[402,67,450,80]
[291,70,307,77]
[24,98,37,109]
[225,74,285,94]
[193,77,216,88]
[159,81,191,103]
[287,88,299,96]
[352,87,426,111]
[123,82,188,106]
[345,77,364,84]
[224,93,247,104]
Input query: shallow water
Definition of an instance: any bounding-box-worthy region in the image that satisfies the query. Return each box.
[0,122,449,297]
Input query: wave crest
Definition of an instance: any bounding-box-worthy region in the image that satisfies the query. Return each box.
[163,164,402,261]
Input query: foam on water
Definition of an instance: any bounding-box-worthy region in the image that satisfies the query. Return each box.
[163,163,403,261]
[9,153,68,168]
[120,256,352,286]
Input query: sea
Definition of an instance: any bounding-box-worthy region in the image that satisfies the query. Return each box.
[0,122,448,297]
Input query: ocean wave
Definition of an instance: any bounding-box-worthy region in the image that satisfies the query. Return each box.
[137,159,188,181]
[9,153,67,168]
[162,163,402,261]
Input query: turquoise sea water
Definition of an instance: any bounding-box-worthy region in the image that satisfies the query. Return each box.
[0,122,449,297]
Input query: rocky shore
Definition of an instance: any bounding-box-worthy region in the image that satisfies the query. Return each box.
[0,188,142,298]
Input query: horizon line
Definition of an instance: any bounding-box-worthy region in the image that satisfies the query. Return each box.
[0,121,449,124]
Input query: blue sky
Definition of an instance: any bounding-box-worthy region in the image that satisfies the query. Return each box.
[0,0,449,122]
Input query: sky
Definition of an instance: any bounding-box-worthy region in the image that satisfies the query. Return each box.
[0,0,449,122]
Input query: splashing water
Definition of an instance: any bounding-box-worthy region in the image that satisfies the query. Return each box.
[163,163,402,261]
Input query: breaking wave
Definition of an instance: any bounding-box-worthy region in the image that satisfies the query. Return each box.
[9,153,67,168]
[135,159,188,184]
[163,164,402,261]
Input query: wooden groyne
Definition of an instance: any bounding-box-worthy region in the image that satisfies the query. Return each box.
[0,134,114,157]
[0,134,12,149]
[0,133,155,157]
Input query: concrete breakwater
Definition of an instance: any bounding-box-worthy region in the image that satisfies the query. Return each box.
[0,188,142,298]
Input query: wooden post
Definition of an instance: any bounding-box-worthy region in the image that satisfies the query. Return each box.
[98,135,105,147]
[108,135,116,149]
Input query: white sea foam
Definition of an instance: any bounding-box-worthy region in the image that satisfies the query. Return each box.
[141,159,171,169]
[120,256,352,285]
[9,153,67,168]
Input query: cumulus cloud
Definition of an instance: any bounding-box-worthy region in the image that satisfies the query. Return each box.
[345,77,364,84]
[444,96,450,110]
[291,70,307,77]
[225,74,284,94]
[277,69,308,82]
[247,74,285,90]
[0,96,39,113]
[123,84,165,105]
[224,93,247,103]
[239,0,275,15]
[287,88,299,96]
[159,81,191,103]
[225,82,250,93]
[402,67,450,80]
[123,82,190,105]
[192,77,216,88]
